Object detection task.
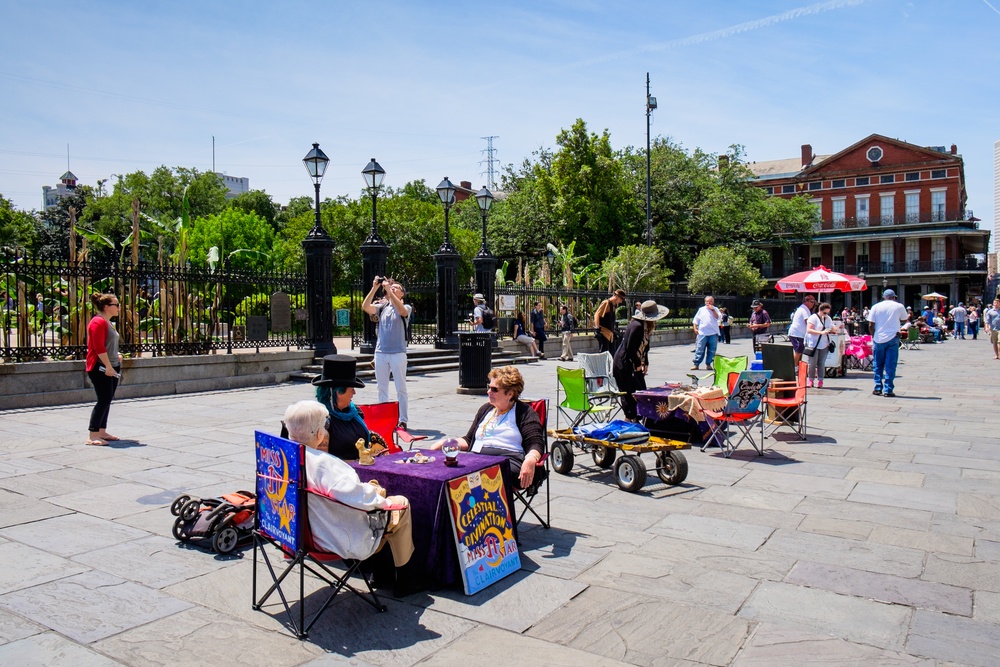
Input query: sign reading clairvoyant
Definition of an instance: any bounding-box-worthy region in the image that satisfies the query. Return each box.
[255,431,300,554]
[446,464,520,595]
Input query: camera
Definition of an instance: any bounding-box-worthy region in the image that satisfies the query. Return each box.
[375,276,384,285]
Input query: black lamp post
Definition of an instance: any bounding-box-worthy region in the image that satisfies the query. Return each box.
[434,177,460,348]
[473,186,497,305]
[360,157,388,353]
[645,72,657,247]
[857,271,865,310]
[301,142,336,356]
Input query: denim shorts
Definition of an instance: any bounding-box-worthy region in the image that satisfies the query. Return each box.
[789,336,805,353]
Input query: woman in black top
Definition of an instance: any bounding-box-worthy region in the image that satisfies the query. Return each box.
[613,300,669,421]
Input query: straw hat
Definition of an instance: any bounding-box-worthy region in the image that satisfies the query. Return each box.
[632,300,669,321]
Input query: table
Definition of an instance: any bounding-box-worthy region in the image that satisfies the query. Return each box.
[634,385,725,444]
[348,450,513,593]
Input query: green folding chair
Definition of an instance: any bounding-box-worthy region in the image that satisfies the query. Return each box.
[556,367,617,430]
[712,355,749,396]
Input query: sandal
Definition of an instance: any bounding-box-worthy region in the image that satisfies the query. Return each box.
[86,439,108,446]
[101,435,120,441]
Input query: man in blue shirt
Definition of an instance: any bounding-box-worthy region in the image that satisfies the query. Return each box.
[985,298,1000,360]
[362,276,412,428]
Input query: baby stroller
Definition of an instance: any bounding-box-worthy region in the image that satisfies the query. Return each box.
[843,335,874,371]
[171,490,256,555]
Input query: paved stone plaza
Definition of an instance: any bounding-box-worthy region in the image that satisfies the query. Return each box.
[0,335,998,666]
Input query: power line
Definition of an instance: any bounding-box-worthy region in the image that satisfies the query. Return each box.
[479,136,499,191]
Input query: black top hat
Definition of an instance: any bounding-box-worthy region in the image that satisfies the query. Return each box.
[311,354,365,388]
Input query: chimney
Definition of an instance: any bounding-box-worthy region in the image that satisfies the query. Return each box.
[460,180,472,190]
[801,144,813,168]
[718,155,729,169]
[950,144,957,155]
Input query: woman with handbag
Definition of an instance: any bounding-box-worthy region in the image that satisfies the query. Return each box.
[804,301,836,389]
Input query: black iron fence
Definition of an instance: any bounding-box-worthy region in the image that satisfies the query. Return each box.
[2,253,308,362]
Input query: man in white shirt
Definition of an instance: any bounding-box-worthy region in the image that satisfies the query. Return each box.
[787,294,816,366]
[949,303,968,339]
[691,296,721,370]
[866,289,909,397]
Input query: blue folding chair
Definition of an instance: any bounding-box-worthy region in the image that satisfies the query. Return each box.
[695,370,772,458]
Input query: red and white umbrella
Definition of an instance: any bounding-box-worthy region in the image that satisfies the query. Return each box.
[775,266,867,294]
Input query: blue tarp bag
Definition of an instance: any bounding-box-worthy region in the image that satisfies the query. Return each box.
[575,420,650,443]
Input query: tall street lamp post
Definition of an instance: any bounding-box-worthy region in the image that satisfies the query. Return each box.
[472,186,497,313]
[645,72,657,247]
[301,143,336,356]
[434,177,460,348]
[360,157,388,353]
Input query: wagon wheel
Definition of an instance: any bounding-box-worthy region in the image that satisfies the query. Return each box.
[613,455,647,493]
[213,523,240,555]
[179,498,202,521]
[656,450,689,485]
[170,494,191,516]
[551,441,575,475]
[171,516,191,542]
[592,444,616,468]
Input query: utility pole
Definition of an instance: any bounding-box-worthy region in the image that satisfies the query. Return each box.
[645,73,657,247]
[480,136,500,191]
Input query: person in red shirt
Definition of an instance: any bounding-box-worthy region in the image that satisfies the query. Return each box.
[86,293,123,445]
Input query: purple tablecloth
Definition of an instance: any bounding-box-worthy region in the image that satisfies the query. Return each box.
[349,450,511,592]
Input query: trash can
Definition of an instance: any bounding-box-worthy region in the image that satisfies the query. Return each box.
[458,332,492,393]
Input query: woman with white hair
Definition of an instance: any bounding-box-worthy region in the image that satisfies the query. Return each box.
[283,400,412,565]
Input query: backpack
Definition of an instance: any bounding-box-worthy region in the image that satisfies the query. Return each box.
[480,305,495,329]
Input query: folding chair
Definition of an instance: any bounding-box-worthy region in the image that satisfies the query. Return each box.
[251,431,401,639]
[764,361,809,440]
[696,370,772,457]
[902,327,920,350]
[511,398,550,530]
[711,355,749,396]
[577,352,624,400]
[555,366,618,430]
[356,402,427,453]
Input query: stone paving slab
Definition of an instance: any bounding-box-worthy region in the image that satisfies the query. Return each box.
[738,581,912,652]
[0,513,148,557]
[868,524,975,556]
[906,609,1000,667]
[757,528,926,577]
[797,515,874,540]
[47,482,176,520]
[784,561,972,615]
[0,606,43,644]
[0,542,89,594]
[922,553,1000,593]
[733,468,856,500]
[692,485,805,512]
[0,632,126,666]
[529,585,752,666]
[71,535,241,589]
[733,623,934,666]
[0,570,191,644]
[848,481,958,513]
[649,513,774,550]
[421,625,634,666]
[0,488,71,529]
[0,466,120,499]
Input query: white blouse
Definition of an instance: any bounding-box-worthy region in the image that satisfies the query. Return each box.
[471,407,523,455]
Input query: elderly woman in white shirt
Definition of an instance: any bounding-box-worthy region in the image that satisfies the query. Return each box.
[804,301,836,389]
[282,400,412,566]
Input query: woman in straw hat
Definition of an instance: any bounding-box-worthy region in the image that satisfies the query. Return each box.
[613,300,669,421]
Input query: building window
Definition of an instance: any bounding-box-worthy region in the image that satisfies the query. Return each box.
[906,238,919,270]
[782,185,795,194]
[832,179,846,189]
[881,174,895,184]
[765,186,773,195]
[831,198,846,227]
[808,182,822,191]
[931,190,946,221]
[855,176,870,186]
[810,245,822,269]
[905,192,920,222]
[881,241,894,272]
[905,172,920,182]
[833,242,845,272]
[931,169,946,179]
[880,194,895,224]
[856,196,870,226]
[857,241,869,273]
[931,237,945,269]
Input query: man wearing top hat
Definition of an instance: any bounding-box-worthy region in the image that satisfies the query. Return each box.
[362,276,411,429]
[614,300,669,421]
[305,354,370,460]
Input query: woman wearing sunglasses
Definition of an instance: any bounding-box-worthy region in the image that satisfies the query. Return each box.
[85,292,123,446]
[430,365,544,489]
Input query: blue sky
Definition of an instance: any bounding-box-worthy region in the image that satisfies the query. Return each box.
[2,0,999,248]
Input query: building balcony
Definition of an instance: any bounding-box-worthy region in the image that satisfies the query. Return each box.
[761,257,987,280]
[811,210,975,233]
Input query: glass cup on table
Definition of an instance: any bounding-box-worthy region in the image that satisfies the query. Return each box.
[441,438,461,467]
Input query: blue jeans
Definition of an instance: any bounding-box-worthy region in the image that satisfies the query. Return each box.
[954,321,966,338]
[872,339,900,393]
[693,334,718,367]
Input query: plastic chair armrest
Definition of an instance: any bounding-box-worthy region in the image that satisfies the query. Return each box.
[395,428,428,444]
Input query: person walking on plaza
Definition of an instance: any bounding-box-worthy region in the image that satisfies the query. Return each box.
[967,304,980,340]
[529,302,547,359]
[614,300,669,421]
[788,294,816,366]
[950,302,968,339]
[867,289,909,397]
[594,288,626,354]
[748,299,771,348]
[719,307,731,344]
[984,298,1000,359]
[691,295,721,370]
[362,276,412,428]
[472,293,494,333]
[804,302,836,389]
[86,292,123,446]
[557,304,576,361]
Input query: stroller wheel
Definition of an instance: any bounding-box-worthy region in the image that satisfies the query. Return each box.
[180,499,202,521]
[170,495,191,516]
[172,516,191,542]
[213,525,240,554]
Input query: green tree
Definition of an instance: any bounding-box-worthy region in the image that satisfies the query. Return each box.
[599,244,672,293]
[0,195,37,255]
[229,190,277,230]
[686,246,767,296]
[34,187,92,260]
[186,209,275,271]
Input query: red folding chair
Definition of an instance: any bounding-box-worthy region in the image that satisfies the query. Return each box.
[356,402,427,453]
[764,361,809,440]
[512,398,550,530]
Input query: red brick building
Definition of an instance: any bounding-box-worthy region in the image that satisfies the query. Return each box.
[750,133,990,309]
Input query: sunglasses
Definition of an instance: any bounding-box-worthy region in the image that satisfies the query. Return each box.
[487,385,502,393]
